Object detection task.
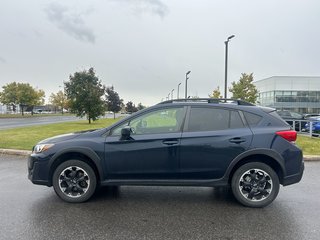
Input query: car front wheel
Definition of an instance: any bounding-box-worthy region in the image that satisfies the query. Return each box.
[53,160,97,203]
[231,162,279,208]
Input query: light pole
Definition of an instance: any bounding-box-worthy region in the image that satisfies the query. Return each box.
[177,83,181,99]
[224,35,235,99]
[185,71,191,99]
[171,89,174,100]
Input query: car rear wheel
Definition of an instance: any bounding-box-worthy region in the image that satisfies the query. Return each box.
[231,162,279,208]
[53,160,97,203]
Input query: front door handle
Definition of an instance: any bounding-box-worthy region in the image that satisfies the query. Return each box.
[229,137,246,144]
[162,140,179,145]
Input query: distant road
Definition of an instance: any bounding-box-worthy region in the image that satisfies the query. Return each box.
[0,113,123,130]
[0,113,127,130]
[0,116,82,130]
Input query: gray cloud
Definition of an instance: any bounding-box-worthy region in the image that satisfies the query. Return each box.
[0,57,6,64]
[44,3,95,43]
[113,0,169,18]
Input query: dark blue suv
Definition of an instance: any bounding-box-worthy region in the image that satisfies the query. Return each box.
[28,99,304,207]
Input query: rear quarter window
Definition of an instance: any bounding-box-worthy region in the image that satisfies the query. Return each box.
[268,111,290,125]
[269,111,287,121]
[243,112,262,126]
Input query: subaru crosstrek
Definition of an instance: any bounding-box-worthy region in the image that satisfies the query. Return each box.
[28,99,304,208]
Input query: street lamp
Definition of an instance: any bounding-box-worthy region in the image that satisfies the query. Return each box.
[185,71,191,99]
[171,89,174,100]
[177,83,181,99]
[224,35,235,99]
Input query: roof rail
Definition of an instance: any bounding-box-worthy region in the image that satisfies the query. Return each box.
[158,98,255,106]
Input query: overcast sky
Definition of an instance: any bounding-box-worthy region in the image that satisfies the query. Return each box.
[1,0,320,106]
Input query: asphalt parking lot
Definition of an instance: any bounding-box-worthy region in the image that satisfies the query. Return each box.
[0,154,319,240]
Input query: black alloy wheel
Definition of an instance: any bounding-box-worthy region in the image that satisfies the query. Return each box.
[53,160,97,203]
[231,162,280,208]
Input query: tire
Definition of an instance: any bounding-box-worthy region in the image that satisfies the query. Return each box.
[231,162,279,208]
[53,160,97,203]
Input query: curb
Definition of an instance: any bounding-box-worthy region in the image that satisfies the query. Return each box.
[0,148,319,161]
[303,155,320,161]
[0,149,32,156]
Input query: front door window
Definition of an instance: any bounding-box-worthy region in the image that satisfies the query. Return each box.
[111,107,185,136]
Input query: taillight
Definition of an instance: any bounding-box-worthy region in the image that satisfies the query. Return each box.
[276,130,297,142]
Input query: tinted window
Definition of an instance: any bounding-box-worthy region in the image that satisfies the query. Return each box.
[268,111,288,124]
[230,111,245,129]
[243,112,262,126]
[188,107,244,132]
[111,107,185,135]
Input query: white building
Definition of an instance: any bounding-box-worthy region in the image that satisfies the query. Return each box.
[254,76,320,114]
[0,104,20,114]
[0,105,6,114]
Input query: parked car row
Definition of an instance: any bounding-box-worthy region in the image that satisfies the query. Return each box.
[277,111,305,131]
[277,110,320,134]
[304,117,320,133]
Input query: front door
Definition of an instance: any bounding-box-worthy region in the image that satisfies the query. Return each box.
[104,107,186,180]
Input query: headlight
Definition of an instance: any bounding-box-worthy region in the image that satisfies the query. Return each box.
[33,144,54,154]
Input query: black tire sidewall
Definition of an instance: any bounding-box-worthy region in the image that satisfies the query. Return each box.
[53,160,97,203]
[231,162,280,208]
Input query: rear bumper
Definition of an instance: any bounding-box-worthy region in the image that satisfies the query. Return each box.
[282,161,304,186]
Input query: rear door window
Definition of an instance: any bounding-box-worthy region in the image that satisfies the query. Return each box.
[187,107,245,132]
[230,110,245,129]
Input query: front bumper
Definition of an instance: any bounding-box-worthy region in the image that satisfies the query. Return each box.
[28,154,51,186]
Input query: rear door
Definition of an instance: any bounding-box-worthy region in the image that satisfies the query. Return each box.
[179,106,253,179]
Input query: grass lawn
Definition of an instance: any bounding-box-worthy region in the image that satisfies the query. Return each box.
[0,118,120,150]
[296,134,320,155]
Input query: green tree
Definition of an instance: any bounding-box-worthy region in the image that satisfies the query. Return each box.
[0,82,45,115]
[17,83,45,115]
[209,86,222,98]
[137,102,146,111]
[229,73,258,103]
[105,86,123,119]
[49,90,68,114]
[0,82,18,113]
[65,68,106,124]
[125,101,138,113]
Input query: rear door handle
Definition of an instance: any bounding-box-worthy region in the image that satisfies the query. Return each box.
[162,140,179,145]
[229,137,246,144]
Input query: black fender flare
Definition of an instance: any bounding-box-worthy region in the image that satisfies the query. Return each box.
[222,148,286,181]
[48,147,104,182]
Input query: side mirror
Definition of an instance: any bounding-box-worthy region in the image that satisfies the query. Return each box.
[120,126,132,140]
